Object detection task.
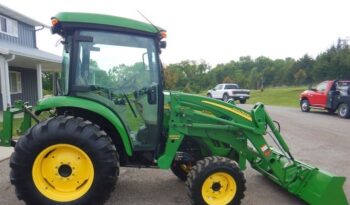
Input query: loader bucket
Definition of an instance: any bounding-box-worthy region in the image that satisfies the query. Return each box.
[297,168,348,205]
[251,150,348,205]
[248,104,348,205]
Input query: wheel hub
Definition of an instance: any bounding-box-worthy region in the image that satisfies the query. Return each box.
[302,102,308,110]
[211,182,221,192]
[58,164,72,177]
[340,105,347,116]
[32,144,94,202]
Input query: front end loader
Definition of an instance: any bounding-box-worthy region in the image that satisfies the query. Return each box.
[0,12,347,205]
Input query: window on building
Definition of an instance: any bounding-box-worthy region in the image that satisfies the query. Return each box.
[0,17,7,32]
[0,15,18,37]
[10,71,22,94]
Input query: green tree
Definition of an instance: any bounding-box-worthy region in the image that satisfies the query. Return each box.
[313,39,350,82]
[160,38,350,93]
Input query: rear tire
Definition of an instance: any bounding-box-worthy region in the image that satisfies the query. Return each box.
[186,156,246,205]
[10,116,119,205]
[338,103,350,118]
[300,99,310,112]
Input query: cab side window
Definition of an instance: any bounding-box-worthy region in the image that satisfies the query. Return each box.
[316,82,327,92]
[215,85,223,90]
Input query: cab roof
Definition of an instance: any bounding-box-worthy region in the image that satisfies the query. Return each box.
[53,12,163,34]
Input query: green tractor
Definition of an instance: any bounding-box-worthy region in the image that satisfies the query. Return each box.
[1,12,347,205]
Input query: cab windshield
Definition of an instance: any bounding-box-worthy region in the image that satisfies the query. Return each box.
[73,30,159,92]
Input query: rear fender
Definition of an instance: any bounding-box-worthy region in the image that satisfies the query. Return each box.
[35,96,133,156]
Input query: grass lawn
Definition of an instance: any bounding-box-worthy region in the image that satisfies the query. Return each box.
[198,86,307,108]
[247,86,307,108]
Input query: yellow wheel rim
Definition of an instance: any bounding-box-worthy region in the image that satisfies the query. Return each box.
[32,144,94,202]
[201,172,237,205]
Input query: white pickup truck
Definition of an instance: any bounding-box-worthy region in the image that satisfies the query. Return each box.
[207,83,250,103]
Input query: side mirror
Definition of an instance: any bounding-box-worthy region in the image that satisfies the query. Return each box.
[213,88,216,91]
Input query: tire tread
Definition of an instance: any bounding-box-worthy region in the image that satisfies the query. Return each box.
[10,115,119,205]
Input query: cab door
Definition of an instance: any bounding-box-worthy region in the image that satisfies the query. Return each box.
[311,81,328,107]
[72,30,163,152]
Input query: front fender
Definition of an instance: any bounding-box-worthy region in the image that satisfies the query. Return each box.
[35,96,132,156]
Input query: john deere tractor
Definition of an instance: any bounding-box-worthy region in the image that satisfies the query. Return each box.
[1,12,347,205]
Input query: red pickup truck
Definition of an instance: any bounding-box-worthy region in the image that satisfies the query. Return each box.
[299,80,350,118]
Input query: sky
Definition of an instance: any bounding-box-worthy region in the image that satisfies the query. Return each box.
[2,0,350,66]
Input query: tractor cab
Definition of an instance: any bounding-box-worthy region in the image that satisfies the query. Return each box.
[52,13,166,153]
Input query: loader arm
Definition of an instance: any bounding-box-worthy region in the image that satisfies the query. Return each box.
[158,91,348,205]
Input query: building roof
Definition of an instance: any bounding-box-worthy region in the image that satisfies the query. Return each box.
[54,12,164,34]
[0,40,61,71]
[0,3,49,27]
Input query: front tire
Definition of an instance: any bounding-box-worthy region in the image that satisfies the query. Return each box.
[207,93,212,98]
[300,99,310,112]
[338,103,350,118]
[186,156,246,205]
[10,116,119,205]
[223,94,229,102]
